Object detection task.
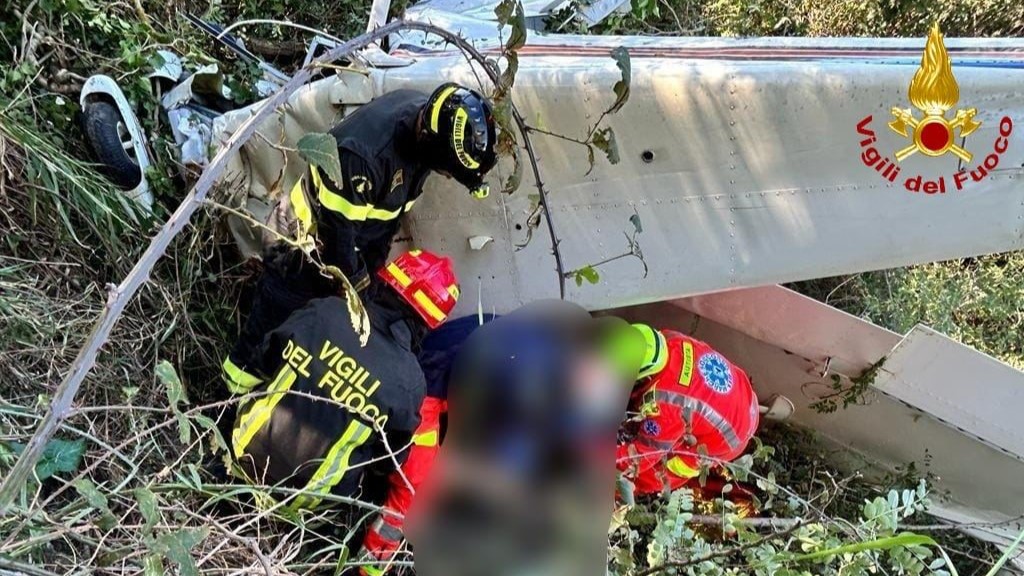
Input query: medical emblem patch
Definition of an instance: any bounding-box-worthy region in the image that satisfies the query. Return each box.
[698,352,733,394]
[642,419,661,436]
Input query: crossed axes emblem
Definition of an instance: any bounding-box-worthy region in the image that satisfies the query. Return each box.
[888,107,981,162]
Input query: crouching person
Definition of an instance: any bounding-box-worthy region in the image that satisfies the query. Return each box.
[617,324,760,495]
[225,249,460,576]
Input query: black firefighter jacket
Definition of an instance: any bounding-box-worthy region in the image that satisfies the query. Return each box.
[230,296,425,509]
[295,89,432,288]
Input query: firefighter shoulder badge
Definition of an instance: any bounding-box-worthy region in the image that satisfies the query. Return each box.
[854,23,1014,194]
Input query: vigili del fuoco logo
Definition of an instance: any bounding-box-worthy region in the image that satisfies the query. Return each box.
[856,23,1014,194]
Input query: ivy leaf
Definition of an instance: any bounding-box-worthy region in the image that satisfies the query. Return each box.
[297,133,343,189]
[73,478,117,531]
[156,360,188,412]
[629,212,643,234]
[134,487,160,536]
[608,47,632,115]
[193,414,229,454]
[590,127,620,165]
[157,361,192,444]
[152,528,210,576]
[31,438,86,481]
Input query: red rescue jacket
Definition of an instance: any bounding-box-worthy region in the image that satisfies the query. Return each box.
[616,330,759,495]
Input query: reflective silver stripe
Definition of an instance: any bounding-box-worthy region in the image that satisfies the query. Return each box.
[372,515,405,543]
[654,390,741,450]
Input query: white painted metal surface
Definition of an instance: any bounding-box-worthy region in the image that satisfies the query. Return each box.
[380,30,1024,319]
[218,30,1024,320]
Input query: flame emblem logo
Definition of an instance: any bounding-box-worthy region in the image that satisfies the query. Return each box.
[888,23,981,162]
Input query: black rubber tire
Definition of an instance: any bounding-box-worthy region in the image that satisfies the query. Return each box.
[82,100,143,189]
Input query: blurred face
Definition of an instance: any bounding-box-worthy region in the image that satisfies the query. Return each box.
[406,309,630,576]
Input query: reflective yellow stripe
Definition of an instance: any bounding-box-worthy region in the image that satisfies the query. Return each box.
[386,263,412,287]
[679,341,694,387]
[666,456,699,479]
[413,290,446,323]
[447,284,460,299]
[412,430,439,446]
[311,168,403,222]
[429,85,459,133]
[408,250,422,256]
[292,420,373,509]
[232,367,297,458]
[289,177,314,236]
[222,356,262,395]
[404,200,416,212]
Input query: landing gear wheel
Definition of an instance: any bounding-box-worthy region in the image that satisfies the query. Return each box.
[82,100,143,189]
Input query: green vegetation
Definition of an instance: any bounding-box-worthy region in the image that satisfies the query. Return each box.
[1,0,1023,574]
[792,254,1024,370]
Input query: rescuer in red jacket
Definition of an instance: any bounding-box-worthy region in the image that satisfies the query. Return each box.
[616,324,760,495]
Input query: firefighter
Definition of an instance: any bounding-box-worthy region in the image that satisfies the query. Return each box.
[616,324,760,495]
[223,82,497,387]
[224,249,459,576]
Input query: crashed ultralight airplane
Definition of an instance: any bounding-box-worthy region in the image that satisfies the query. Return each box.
[207,0,1024,558]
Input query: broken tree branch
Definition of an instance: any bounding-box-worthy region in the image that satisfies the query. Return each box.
[0,20,403,514]
[0,18,566,512]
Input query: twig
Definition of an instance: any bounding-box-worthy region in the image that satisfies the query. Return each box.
[426,30,567,298]
[179,507,274,575]
[635,519,805,576]
[0,555,60,576]
[688,515,803,530]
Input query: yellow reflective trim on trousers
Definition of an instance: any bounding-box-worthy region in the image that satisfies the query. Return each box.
[412,429,439,446]
[413,290,446,322]
[222,356,262,395]
[386,263,412,287]
[292,420,373,509]
[232,367,297,459]
[666,456,699,479]
[429,86,459,133]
